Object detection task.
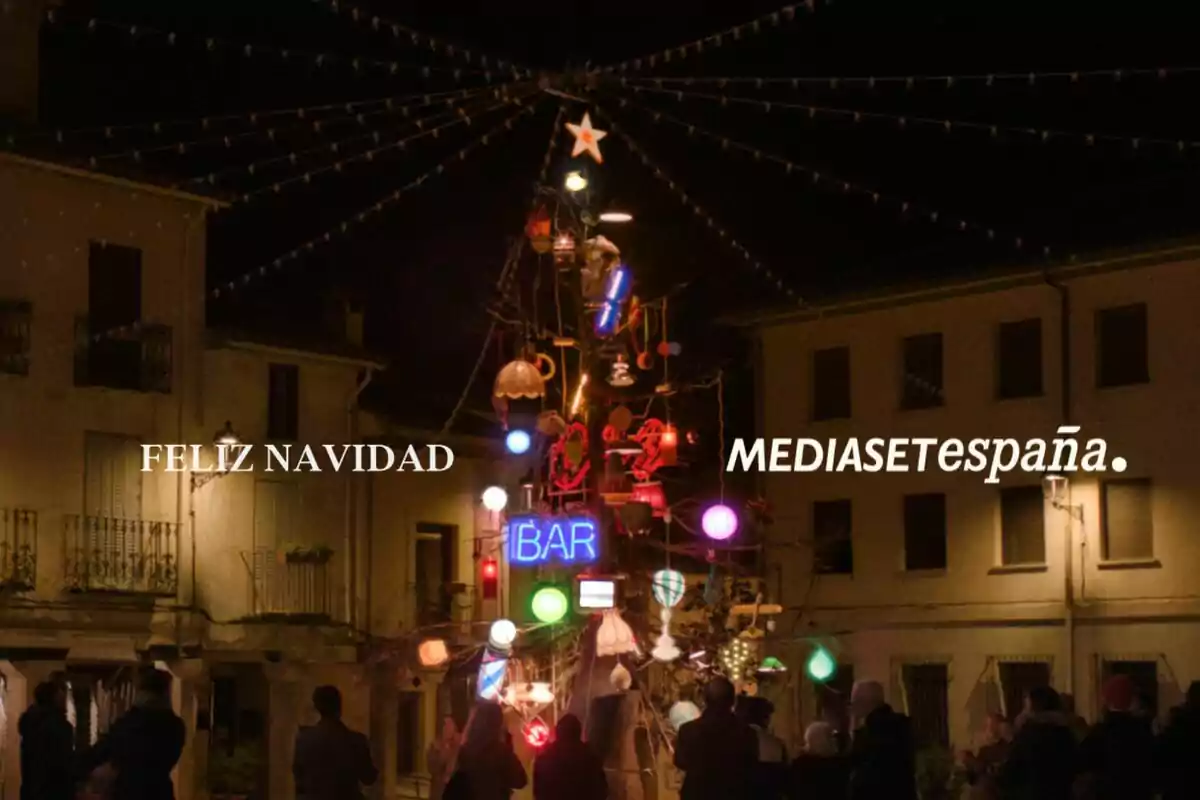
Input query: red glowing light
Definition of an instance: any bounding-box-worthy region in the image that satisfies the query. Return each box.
[661,427,678,448]
[482,560,498,579]
[523,717,551,748]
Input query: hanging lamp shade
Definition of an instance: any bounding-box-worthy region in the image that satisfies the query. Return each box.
[494,359,546,399]
[600,452,632,507]
[417,638,450,668]
[619,501,652,533]
[595,609,637,657]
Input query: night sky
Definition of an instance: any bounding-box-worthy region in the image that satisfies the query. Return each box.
[13,0,1200,453]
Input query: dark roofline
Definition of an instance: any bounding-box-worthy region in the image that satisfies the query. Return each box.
[0,151,228,209]
[725,238,1200,330]
[206,329,387,369]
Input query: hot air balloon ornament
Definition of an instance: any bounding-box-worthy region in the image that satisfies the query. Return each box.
[651,568,685,662]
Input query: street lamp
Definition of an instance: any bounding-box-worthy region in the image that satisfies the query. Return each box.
[192,421,242,490]
[1043,473,1082,520]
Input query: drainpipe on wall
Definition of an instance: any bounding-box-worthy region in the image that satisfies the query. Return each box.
[179,210,205,612]
[1045,272,1075,697]
[345,368,374,629]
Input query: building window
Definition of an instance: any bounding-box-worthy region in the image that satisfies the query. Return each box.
[812,499,853,575]
[415,522,457,626]
[1096,303,1149,388]
[903,493,947,571]
[253,480,299,549]
[996,318,1043,399]
[1101,479,1153,561]
[0,300,32,376]
[267,363,299,441]
[902,663,949,748]
[84,432,143,520]
[396,691,420,777]
[997,661,1051,721]
[1102,660,1158,717]
[999,486,1046,566]
[900,333,943,410]
[812,346,851,420]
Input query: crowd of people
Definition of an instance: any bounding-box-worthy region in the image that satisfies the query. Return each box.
[19,664,1200,799]
[19,668,185,800]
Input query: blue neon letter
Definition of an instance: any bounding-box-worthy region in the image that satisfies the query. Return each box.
[570,520,598,562]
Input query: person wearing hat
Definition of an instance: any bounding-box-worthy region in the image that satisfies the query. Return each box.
[1078,675,1156,800]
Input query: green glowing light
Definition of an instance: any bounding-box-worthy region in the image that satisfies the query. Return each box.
[806,646,837,683]
[531,586,569,624]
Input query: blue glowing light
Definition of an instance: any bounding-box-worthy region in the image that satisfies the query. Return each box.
[507,515,600,567]
[505,429,532,454]
[594,265,630,338]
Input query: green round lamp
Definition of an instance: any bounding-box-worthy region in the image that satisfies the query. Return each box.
[531,586,569,624]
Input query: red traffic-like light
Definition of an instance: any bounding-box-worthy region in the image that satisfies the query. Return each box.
[481,559,498,599]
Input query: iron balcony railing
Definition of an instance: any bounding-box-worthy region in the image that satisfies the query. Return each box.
[244,547,335,622]
[73,315,172,393]
[0,508,38,590]
[63,515,179,596]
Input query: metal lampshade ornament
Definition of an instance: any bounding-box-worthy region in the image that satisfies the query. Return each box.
[651,569,686,662]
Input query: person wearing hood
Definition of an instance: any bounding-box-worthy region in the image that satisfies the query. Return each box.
[77,668,186,800]
[847,680,917,800]
[674,677,758,800]
[1077,675,1155,800]
[533,714,606,800]
[1156,680,1200,800]
[19,680,74,800]
[995,685,1077,800]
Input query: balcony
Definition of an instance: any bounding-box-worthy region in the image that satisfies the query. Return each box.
[63,515,179,596]
[0,508,38,590]
[243,547,336,623]
[74,316,172,393]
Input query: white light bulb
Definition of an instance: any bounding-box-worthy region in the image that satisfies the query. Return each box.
[481,486,508,512]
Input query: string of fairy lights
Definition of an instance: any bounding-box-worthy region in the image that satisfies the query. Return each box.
[43,9,528,81]
[618,82,1200,154]
[608,93,1057,260]
[80,85,504,168]
[12,95,543,362]
[4,86,489,147]
[203,88,530,202]
[320,0,534,76]
[590,104,804,304]
[593,0,822,75]
[620,65,1200,89]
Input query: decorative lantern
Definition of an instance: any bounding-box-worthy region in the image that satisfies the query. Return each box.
[489,619,517,651]
[553,231,576,264]
[631,482,666,517]
[758,656,788,675]
[526,207,552,254]
[417,638,449,668]
[595,608,637,657]
[607,359,634,387]
[659,425,678,466]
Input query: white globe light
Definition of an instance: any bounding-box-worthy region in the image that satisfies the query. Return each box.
[481,486,508,512]
[701,504,739,540]
[489,618,517,650]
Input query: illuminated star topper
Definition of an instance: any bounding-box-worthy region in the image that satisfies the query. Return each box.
[566,113,607,164]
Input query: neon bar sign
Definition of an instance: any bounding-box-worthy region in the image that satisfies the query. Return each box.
[507,515,600,567]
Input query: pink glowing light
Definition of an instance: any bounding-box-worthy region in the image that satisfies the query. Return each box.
[701,504,738,540]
